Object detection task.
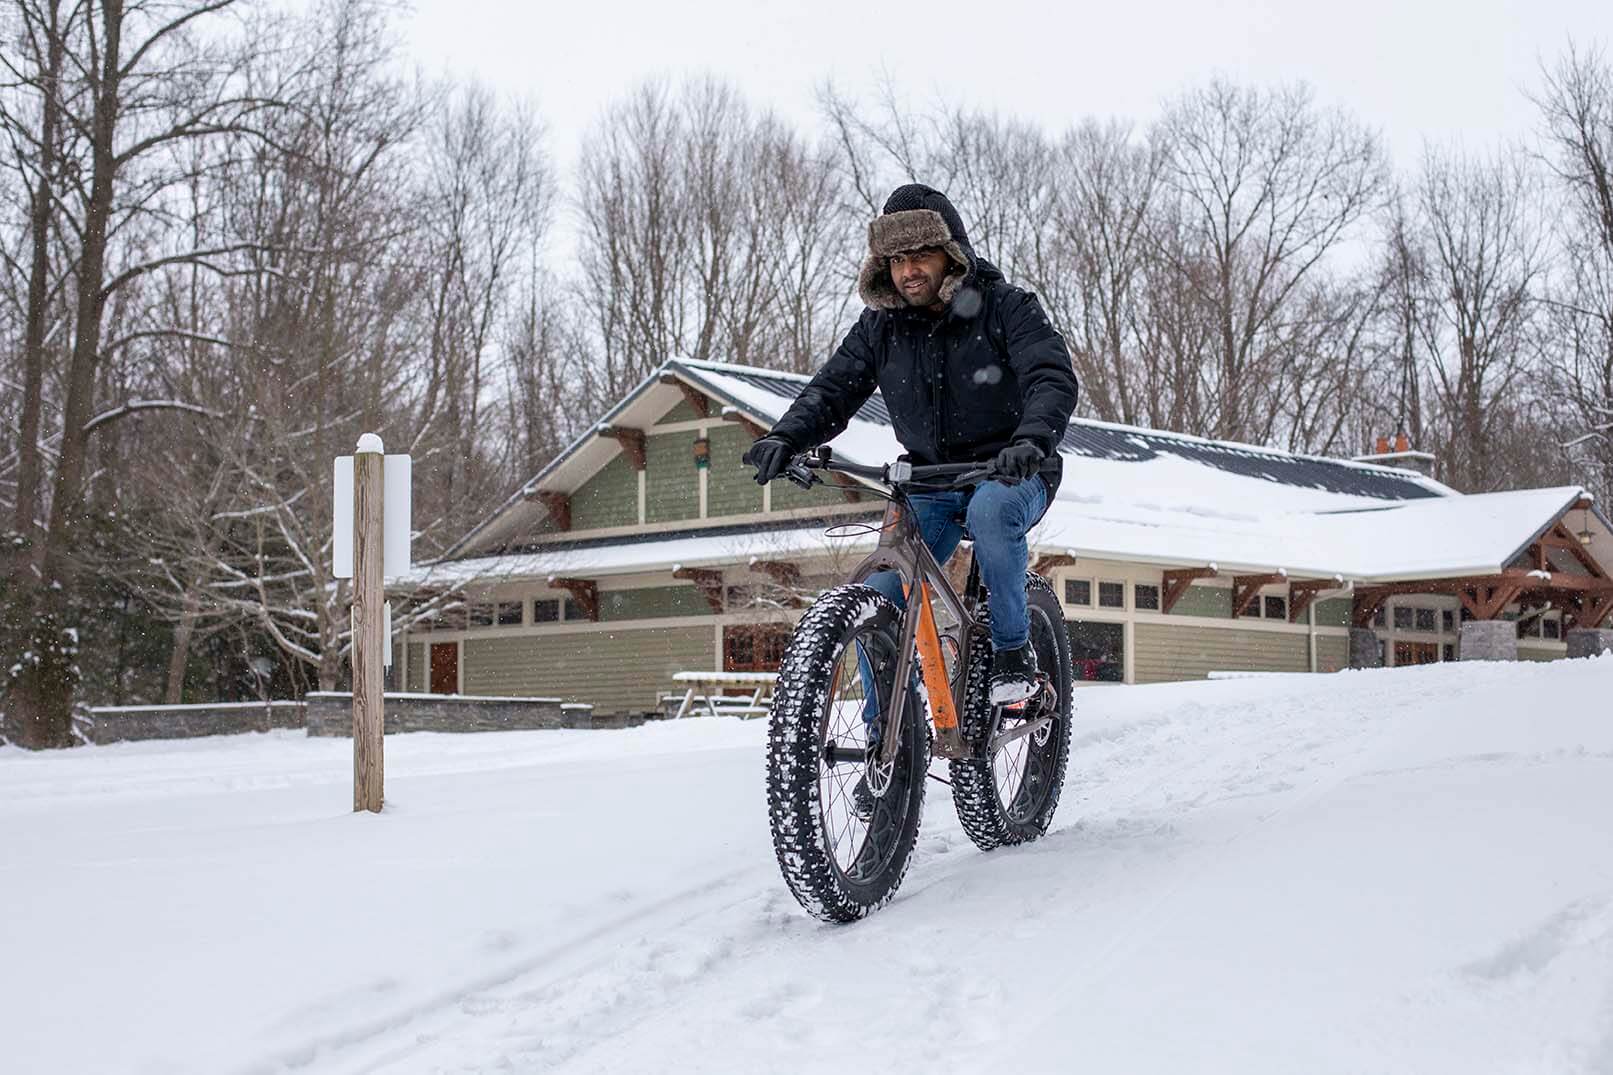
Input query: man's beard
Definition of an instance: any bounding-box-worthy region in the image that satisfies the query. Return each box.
[900,279,940,306]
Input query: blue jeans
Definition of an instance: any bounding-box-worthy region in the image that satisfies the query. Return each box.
[856,477,1048,736]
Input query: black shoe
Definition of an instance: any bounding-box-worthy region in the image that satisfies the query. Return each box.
[990,644,1039,705]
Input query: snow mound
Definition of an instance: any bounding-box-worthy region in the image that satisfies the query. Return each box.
[3,657,1611,1073]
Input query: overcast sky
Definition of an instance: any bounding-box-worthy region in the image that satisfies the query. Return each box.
[404,0,1606,166]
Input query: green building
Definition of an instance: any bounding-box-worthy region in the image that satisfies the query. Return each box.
[393,360,1613,716]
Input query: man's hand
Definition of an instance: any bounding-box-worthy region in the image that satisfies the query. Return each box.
[743,436,795,485]
[992,440,1044,484]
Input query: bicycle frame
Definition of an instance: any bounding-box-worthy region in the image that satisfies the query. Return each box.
[847,489,985,764]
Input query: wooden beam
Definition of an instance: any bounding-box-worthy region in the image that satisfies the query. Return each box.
[1231,574,1285,618]
[548,577,599,622]
[1575,595,1613,630]
[1475,583,1523,621]
[1287,579,1340,624]
[658,373,711,418]
[748,560,801,587]
[672,566,726,614]
[1353,589,1389,628]
[1547,522,1607,579]
[1032,553,1077,578]
[596,425,647,471]
[719,410,769,440]
[1354,571,1613,603]
[521,489,570,531]
[1162,567,1218,614]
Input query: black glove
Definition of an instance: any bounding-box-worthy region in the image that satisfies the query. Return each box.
[992,440,1045,484]
[743,436,795,485]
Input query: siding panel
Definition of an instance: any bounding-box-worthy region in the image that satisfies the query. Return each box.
[571,453,639,530]
[463,626,715,714]
[646,431,699,525]
[1168,584,1233,618]
[1313,598,1351,628]
[1315,634,1349,673]
[1134,622,1308,684]
[705,426,764,519]
[600,586,712,620]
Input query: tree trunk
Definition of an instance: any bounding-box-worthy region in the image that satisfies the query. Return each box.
[164,592,201,704]
[15,0,124,748]
[14,0,66,545]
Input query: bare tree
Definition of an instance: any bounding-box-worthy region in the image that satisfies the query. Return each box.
[1153,79,1386,443]
[1410,144,1546,491]
[1,0,281,748]
[1535,43,1613,500]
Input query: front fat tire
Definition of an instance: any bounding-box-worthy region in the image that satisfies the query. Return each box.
[766,585,928,922]
[950,572,1073,850]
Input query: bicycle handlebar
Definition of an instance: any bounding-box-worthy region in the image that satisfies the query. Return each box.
[784,447,993,491]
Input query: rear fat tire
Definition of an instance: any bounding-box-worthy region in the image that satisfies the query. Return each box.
[950,572,1073,850]
[766,585,928,922]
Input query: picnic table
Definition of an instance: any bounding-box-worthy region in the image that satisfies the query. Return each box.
[669,670,778,719]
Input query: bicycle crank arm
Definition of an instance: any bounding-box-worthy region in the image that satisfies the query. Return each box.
[990,715,1054,754]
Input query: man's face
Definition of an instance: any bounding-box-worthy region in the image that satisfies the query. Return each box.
[889,247,950,308]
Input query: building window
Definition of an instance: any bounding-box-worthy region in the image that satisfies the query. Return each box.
[469,603,496,627]
[1373,605,1387,627]
[1543,617,1561,640]
[561,597,578,621]
[1065,579,1091,606]
[1068,620,1124,682]
[1264,595,1287,620]
[1134,583,1160,611]
[1393,606,1413,630]
[724,626,792,672]
[1098,581,1125,609]
[1240,594,1261,618]
[533,598,560,623]
[1442,609,1454,634]
[1443,644,1455,662]
[496,601,523,626]
[1415,608,1436,633]
[1460,605,1473,623]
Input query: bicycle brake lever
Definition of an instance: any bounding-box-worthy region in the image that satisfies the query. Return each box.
[784,461,818,490]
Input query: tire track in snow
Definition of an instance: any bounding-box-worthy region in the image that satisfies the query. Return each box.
[245,868,761,1075]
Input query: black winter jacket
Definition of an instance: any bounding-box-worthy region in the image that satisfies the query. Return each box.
[767,190,1079,499]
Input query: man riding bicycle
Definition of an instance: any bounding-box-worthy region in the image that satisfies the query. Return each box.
[744,183,1079,707]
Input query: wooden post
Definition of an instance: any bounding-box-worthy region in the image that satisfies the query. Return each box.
[352,434,385,813]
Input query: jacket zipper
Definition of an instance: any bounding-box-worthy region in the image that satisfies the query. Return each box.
[929,319,947,463]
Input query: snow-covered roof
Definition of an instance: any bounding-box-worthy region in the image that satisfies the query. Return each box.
[432,359,1610,586]
[398,522,876,588]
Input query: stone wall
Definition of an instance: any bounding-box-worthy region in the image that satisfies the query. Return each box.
[84,701,305,744]
[1566,628,1613,659]
[304,692,602,736]
[1459,620,1518,661]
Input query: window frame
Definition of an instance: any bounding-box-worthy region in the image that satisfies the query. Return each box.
[1064,578,1092,607]
[1097,580,1126,610]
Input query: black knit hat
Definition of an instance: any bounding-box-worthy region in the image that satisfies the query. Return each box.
[856,183,975,310]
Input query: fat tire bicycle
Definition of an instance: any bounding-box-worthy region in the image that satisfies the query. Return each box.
[763,447,1073,922]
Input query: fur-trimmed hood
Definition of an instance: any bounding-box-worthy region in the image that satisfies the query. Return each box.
[856,184,1001,312]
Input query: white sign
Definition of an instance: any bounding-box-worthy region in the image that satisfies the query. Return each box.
[332,452,412,579]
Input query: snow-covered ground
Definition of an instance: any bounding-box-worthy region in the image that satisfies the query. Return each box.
[4,658,1611,1074]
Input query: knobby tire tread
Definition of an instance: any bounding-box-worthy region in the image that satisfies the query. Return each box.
[949,572,1073,850]
[766,585,928,922]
